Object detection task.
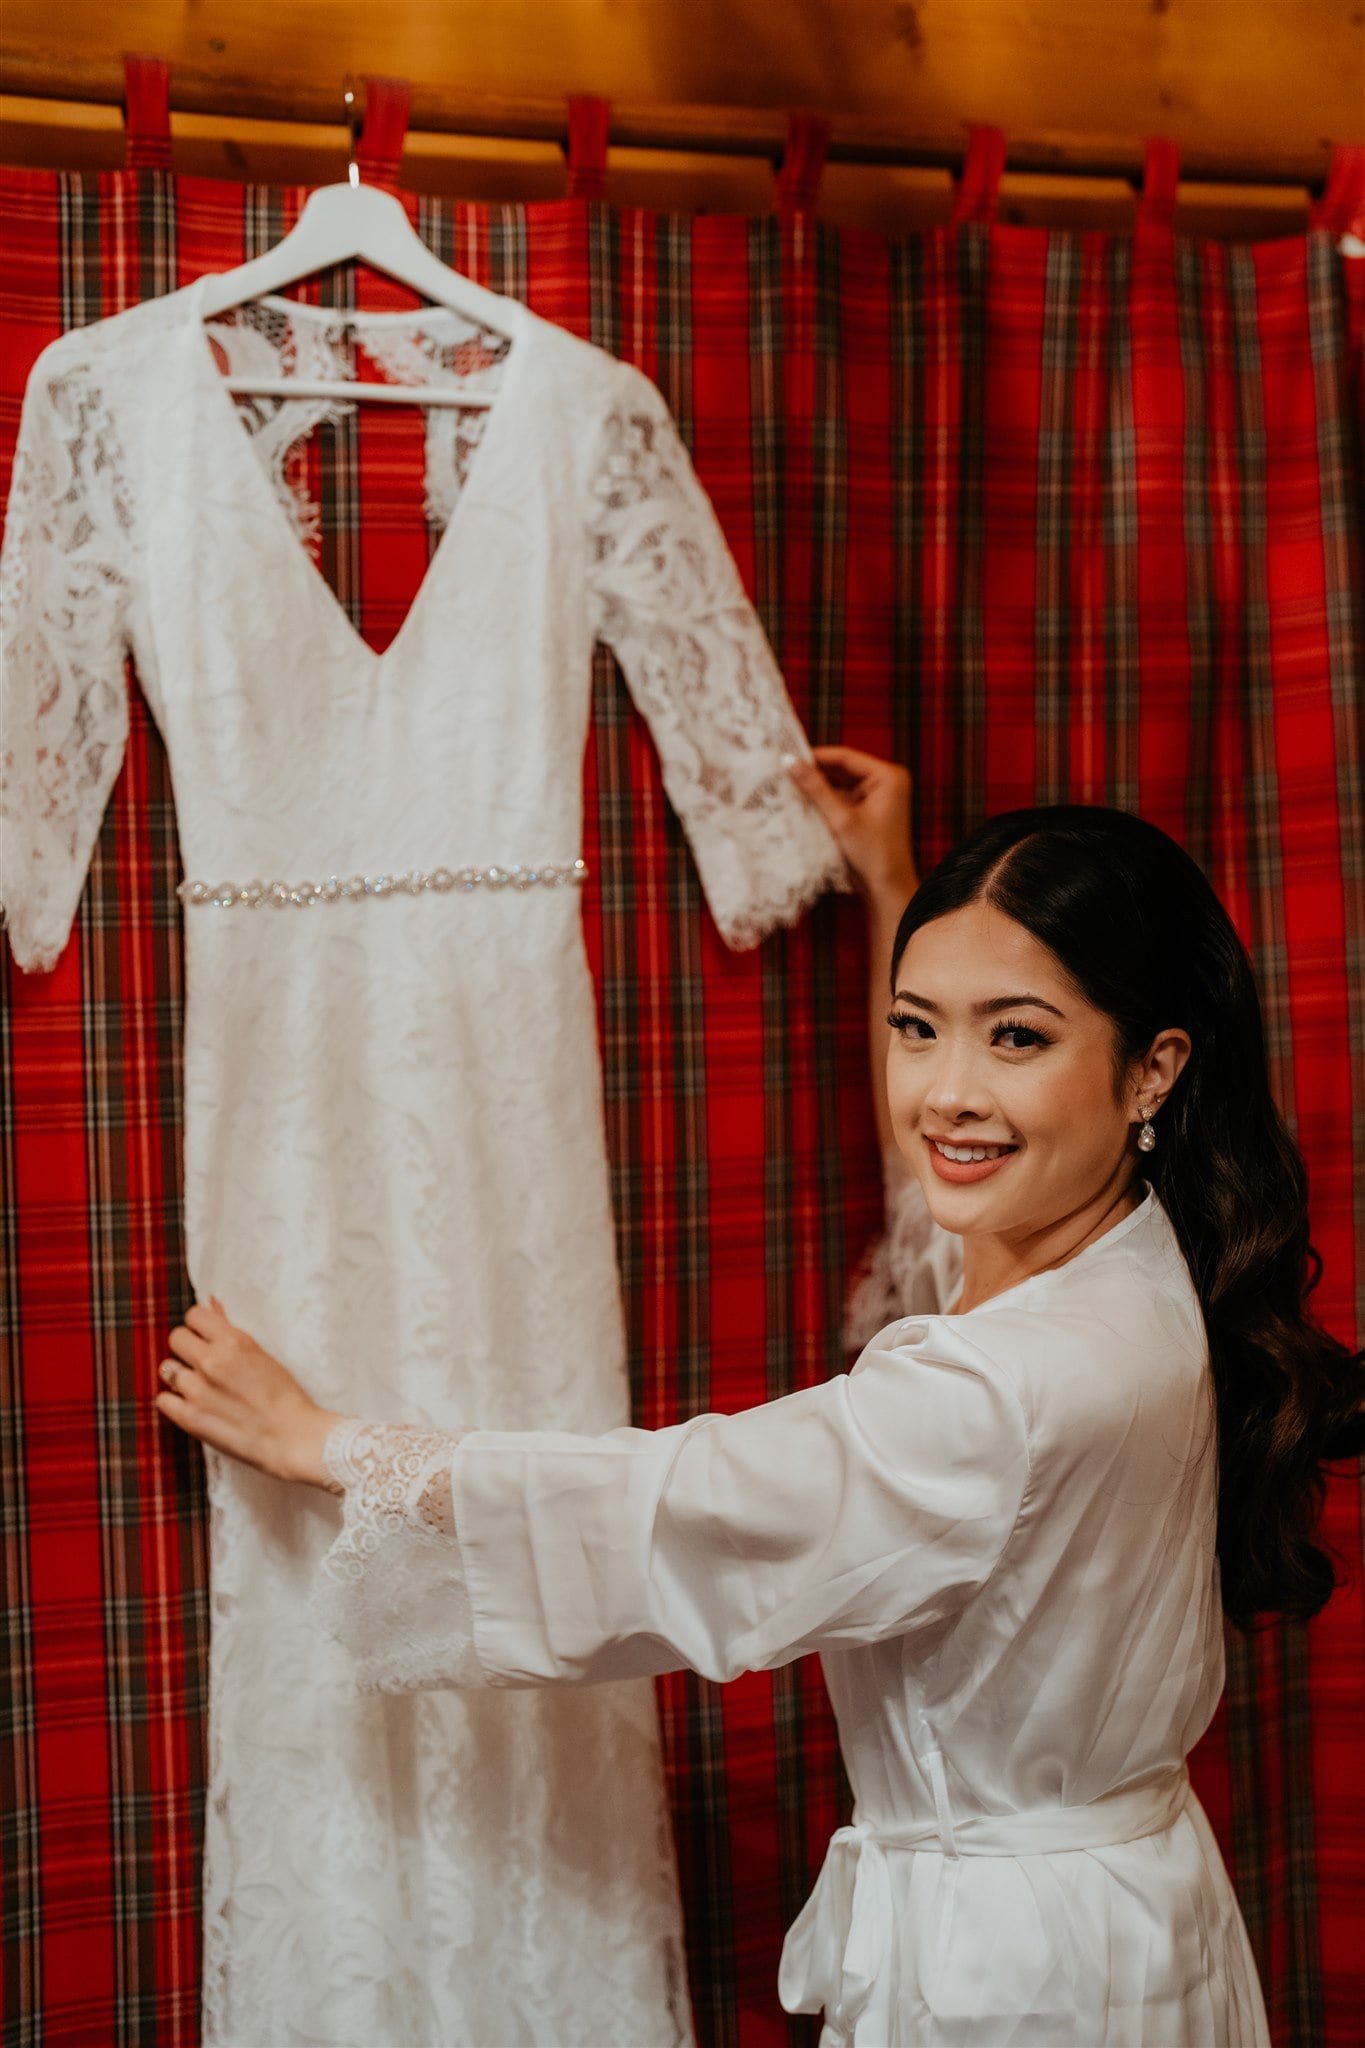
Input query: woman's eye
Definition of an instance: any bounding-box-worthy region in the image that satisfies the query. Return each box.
[885,1011,1047,1050]
[995,1024,1041,1049]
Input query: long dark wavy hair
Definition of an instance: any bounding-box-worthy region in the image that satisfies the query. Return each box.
[890,803,1365,1632]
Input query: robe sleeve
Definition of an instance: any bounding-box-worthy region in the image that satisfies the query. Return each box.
[584,363,850,950]
[316,1323,1030,1694]
[843,1153,965,1350]
[0,341,135,973]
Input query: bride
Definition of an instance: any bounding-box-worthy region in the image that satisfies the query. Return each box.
[155,748,1363,2048]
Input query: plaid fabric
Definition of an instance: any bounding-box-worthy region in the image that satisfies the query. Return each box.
[1,167,1362,2048]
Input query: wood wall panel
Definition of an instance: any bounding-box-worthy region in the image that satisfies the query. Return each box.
[0,3,1359,239]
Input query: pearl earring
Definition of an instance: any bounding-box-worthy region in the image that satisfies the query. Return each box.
[1137,1097,1158,1153]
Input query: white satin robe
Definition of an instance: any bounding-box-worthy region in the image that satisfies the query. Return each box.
[318,1172,1272,2047]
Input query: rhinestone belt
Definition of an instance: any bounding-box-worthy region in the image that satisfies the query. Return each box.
[177,860,589,909]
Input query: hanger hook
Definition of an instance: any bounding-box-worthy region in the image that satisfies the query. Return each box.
[343,81,360,187]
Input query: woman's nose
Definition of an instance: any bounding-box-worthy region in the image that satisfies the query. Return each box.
[923,1049,998,1118]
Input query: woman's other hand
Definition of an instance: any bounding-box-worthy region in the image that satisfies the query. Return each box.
[155,1296,343,1490]
[787,746,918,909]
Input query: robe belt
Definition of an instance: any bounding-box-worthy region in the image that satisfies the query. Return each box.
[777,1762,1193,2048]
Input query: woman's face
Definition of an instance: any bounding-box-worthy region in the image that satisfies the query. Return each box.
[887,899,1149,1234]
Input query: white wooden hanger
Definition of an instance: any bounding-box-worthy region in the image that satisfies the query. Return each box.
[199,177,523,409]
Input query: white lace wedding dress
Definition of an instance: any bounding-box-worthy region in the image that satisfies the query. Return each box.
[0,281,847,2047]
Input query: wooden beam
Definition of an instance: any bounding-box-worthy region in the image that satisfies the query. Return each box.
[0,52,1343,190]
[0,92,1318,241]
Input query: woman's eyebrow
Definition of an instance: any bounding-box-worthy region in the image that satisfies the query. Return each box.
[893,990,1066,1019]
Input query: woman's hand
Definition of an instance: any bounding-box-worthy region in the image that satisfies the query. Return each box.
[787,746,918,908]
[155,1298,344,1491]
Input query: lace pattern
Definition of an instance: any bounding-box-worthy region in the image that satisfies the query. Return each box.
[322,1414,463,1534]
[845,1153,964,1348]
[202,297,511,543]
[0,348,136,972]
[316,1416,485,1691]
[586,374,850,949]
[202,306,354,547]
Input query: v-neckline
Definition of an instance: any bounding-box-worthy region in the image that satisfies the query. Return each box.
[942,1177,1158,1319]
[185,278,535,674]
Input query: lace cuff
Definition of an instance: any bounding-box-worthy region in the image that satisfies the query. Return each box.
[844,1154,963,1350]
[686,771,851,951]
[316,1417,487,1693]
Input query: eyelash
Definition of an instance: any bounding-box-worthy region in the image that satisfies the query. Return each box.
[886,1011,1054,1051]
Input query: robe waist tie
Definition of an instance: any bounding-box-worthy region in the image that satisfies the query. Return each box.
[777,1762,1193,2047]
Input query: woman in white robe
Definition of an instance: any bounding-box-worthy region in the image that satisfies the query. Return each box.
[156,749,1363,2047]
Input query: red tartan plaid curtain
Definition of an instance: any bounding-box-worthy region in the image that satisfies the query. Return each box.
[1,166,1362,2048]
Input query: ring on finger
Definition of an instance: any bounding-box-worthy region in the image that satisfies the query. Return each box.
[160,1359,182,1390]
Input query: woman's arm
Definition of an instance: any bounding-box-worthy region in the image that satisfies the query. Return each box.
[157,1300,1028,1693]
[785,751,962,1337]
[785,749,919,1161]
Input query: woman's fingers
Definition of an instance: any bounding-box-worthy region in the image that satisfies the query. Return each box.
[807,742,914,792]
[797,746,914,821]
[155,1305,327,1485]
[786,756,852,825]
[154,1383,240,1461]
[168,1323,211,1369]
[789,747,917,901]
[155,1346,247,1458]
[809,742,878,775]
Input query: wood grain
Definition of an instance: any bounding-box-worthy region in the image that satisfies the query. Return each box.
[0,0,1358,232]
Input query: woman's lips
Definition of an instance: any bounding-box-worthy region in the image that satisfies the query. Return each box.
[925,1136,1020,1184]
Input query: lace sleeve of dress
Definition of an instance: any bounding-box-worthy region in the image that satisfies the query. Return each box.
[844,1152,963,1350]
[585,367,850,951]
[315,1417,488,1694]
[0,344,135,973]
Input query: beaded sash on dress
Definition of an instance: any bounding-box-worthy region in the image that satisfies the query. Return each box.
[177,858,589,909]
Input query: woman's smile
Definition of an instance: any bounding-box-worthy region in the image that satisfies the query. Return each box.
[926,1134,1022,1183]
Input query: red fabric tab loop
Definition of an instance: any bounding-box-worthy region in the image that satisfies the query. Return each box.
[1138,139,1181,231]
[1310,143,1365,238]
[775,113,830,217]
[949,125,1006,225]
[356,77,410,192]
[567,97,611,201]
[123,55,172,171]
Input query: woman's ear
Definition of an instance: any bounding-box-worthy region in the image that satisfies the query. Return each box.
[1133,1028,1193,1112]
